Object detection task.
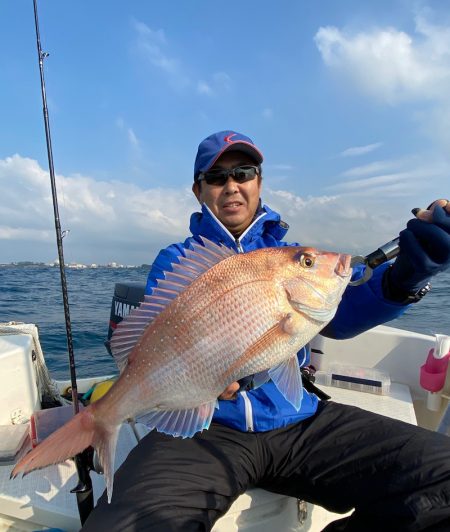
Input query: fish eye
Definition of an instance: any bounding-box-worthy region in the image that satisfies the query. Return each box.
[299,254,315,268]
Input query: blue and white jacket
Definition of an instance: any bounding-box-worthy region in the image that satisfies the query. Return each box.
[145,203,407,432]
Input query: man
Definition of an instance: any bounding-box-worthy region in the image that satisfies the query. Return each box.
[83,131,450,531]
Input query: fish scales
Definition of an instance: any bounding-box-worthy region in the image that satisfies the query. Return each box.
[12,242,352,503]
[119,249,330,411]
[121,253,285,409]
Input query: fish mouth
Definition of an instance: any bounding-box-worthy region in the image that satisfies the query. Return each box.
[335,254,352,278]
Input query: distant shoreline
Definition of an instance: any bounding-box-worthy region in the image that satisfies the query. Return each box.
[0,262,150,270]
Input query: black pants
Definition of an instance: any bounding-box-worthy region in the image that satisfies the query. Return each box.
[81,402,450,531]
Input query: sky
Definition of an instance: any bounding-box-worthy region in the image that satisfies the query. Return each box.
[1,0,450,265]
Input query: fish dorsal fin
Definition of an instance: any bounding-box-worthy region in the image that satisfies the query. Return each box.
[269,355,304,411]
[110,238,235,371]
[136,399,219,438]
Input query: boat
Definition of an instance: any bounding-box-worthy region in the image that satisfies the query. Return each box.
[3,2,448,529]
[1,283,449,531]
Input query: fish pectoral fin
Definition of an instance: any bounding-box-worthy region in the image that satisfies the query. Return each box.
[269,355,303,411]
[223,314,303,381]
[136,400,218,438]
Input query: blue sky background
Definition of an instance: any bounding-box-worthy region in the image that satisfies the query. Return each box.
[1,0,450,265]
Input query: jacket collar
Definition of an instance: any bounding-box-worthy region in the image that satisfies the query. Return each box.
[189,201,289,248]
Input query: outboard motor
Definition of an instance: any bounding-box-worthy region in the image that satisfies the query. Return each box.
[105,282,146,356]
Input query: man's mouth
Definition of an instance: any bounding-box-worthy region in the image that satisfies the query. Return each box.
[222,202,242,209]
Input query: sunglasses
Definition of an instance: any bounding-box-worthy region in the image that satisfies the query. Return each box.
[197,165,260,186]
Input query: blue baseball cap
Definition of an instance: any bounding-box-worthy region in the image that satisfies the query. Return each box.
[194,130,264,181]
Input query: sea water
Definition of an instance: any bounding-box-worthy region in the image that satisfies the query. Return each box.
[0,266,449,379]
[0,266,147,379]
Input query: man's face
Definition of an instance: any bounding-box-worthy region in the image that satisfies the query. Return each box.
[193,151,262,237]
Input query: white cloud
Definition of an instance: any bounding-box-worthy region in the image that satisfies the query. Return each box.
[340,142,383,157]
[333,155,450,199]
[132,20,189,89]
[315,16,450,104]
[341,160,403,178]
[197,81,212,95]
[0,155,197,265]
[262,148,449,252]
[196,72,232,97]
[127,128,139,147]
[116,117,139,147]
[0,226,52,242]
[133,22,175,74]
[331,174,422,198]
[263,188,399,253]
[2,153,447,264]
[115,117,147,178]
[132,20,232,97]
[264,163,294,185]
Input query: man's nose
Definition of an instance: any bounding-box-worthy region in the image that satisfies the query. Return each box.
[223,175,239,192]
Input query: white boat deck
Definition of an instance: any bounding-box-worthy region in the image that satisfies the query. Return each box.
[319,382,417,424]
[0,382,417,532]
[0,424,136,531]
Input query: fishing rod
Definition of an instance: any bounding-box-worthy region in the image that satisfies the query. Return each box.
[349,237,400,286]
[32,0,93,523]
[348,205,438,286]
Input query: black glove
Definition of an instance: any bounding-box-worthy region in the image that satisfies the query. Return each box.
[386,204,450,302]
[238,374,255,392]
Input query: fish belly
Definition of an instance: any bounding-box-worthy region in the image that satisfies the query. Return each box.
[126,278,298,411]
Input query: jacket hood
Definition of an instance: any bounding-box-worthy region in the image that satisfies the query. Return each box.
[189,202,289,248]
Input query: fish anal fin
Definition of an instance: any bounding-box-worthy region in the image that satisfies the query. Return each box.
[137,400,218,438]
[94,424,121,503]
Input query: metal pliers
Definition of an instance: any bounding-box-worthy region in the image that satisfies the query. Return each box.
[349,237,400,286]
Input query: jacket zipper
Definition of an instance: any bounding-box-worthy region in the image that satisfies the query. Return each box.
[234,213,267,429]
[202,204,267,253]
[235,211,267,252]
[202,203,267,431]
[241,391,254,432]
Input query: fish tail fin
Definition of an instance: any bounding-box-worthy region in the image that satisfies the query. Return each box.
[12,409,96,478]
[12,408,120,502]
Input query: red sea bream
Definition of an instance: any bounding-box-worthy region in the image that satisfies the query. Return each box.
[12,238,352,502]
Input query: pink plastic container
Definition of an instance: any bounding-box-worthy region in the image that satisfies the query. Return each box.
[420,348,450,392]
